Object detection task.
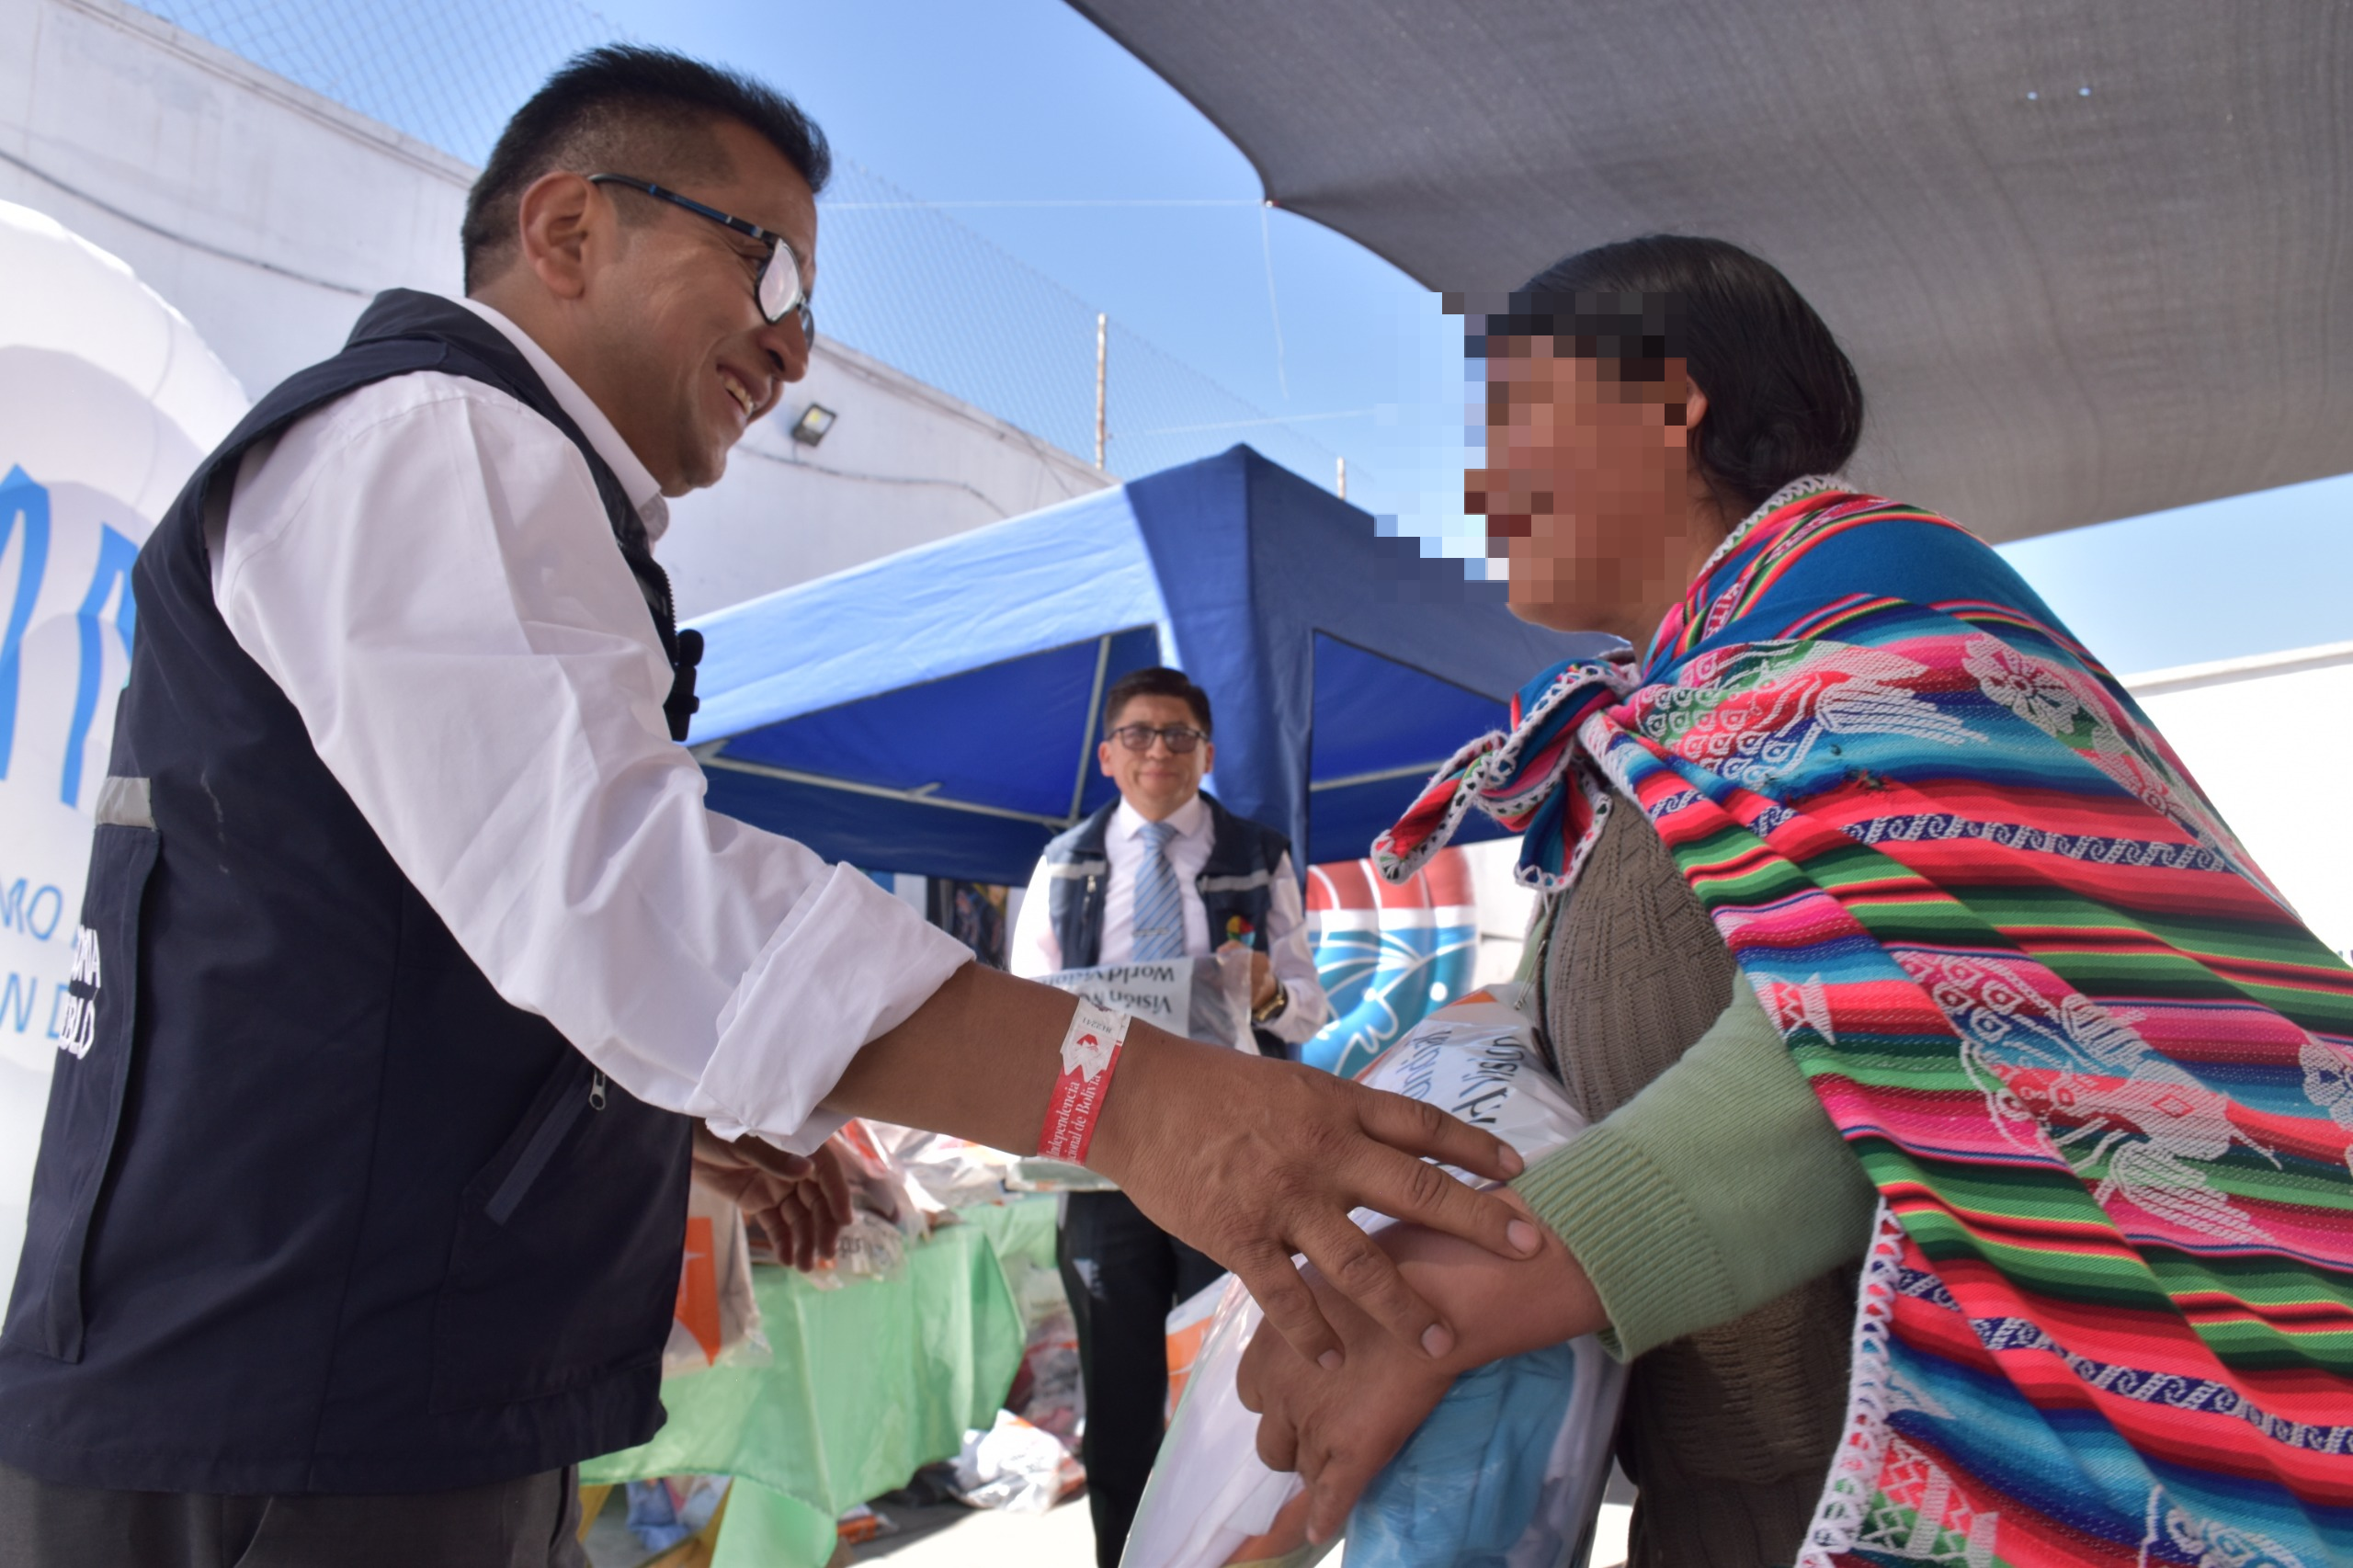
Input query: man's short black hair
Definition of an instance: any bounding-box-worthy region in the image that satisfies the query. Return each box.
[461,45,832,290]
[1103,666,1211,735]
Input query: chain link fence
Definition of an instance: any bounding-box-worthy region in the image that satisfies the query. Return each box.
[132,0,1364,492]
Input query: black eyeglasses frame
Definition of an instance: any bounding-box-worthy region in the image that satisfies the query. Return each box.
[1107,723,1210,756]
[587,174,815,346]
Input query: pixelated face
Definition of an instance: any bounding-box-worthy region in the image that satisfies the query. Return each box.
[1467,340,1710,641]
[593,118,818,494]
[1098,692,1213,821]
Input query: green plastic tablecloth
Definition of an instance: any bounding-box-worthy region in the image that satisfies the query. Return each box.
[582,1199,1060,1566]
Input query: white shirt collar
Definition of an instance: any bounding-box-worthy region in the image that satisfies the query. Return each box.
[1111,792,1211,844]
[456,296,672,543]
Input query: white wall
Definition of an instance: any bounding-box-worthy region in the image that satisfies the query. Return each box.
[0,0,1109,616]
[1461,837,1538,988]
[2128,644,2353,959]
[661,335,1108,619]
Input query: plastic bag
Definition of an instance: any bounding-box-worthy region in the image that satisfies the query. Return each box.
[1347,1335,1626,1568]
[1121,983,1627,1568]
[855,1119,1024,1215]
[1165,1276,1226,1423]
[1038,952,1258,1053]
[1002,1244,1087,1445]
[662,1184,768,1376]
[623,1474,730,1551]
[949,1409,1086,1514]
[798,1211,909,1291]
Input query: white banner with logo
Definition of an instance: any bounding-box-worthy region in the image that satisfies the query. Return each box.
[0,199,245,1297]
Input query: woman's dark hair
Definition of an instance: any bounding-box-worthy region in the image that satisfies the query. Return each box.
[1104,666,1211,735]
[463,46,831,290]
[1470,235,1864,513]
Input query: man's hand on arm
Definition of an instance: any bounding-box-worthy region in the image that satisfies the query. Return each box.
[689,1122,852,1272]
[818,964,1544,1368]
[1219,939,1281,1013]
[1233,1190,1607,1543]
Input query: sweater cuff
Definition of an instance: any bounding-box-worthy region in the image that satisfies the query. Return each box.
[1512,1129,1739,1361]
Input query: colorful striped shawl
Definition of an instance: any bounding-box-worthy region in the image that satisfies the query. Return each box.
[1374,485,2353,1566]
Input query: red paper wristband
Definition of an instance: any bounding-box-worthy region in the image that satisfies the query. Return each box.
[1039,999,1132,1165]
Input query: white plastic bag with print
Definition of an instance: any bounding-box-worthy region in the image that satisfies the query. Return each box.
[1120,983,1627,1568]
[663,1182,767,1376]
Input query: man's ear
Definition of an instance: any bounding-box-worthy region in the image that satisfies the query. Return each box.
[1097,740,1116,778]
[513,170,600,303]
[1200,739,1215,777]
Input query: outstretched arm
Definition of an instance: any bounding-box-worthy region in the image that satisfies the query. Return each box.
[823,963,1542,1369]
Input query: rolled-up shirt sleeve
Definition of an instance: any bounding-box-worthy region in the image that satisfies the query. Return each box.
[215,373,972,1153]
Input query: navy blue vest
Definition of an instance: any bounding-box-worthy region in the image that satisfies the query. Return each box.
[1040,793,1292,1054]
[0,291,696,1494]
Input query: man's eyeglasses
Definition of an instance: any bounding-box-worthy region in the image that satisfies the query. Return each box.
[1108,723,1209,755]
[588,175,815,346]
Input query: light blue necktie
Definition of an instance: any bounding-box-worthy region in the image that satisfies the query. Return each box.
[1129,819,1187,960]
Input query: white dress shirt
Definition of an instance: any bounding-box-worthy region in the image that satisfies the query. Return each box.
[209,295,972,1153]
[1007,795,1331,1047]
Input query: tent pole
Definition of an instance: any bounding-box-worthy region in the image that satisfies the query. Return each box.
[1094,312,1108,471]
[698,750,1074,828]
[1069,633,1112,823]
[1336,455,1347,499]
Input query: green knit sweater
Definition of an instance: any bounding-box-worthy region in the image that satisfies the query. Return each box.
[1510,971,1878,1358]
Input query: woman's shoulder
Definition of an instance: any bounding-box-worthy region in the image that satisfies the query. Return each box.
[1732,490,2072,647]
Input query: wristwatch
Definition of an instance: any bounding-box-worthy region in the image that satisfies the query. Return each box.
[1251,979,1289,1026]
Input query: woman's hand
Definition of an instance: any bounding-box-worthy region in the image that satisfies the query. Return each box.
[1234,1189,1608,1543]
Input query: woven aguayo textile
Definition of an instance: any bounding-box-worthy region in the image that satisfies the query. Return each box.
[1376,481,2353,1565]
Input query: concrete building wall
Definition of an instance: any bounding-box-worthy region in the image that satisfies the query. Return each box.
[0,0,1109,616]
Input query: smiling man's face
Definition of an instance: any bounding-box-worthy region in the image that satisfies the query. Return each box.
[576,117,818,494]
[1098,693,1213,822]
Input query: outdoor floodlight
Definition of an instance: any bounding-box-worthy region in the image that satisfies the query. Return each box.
[791,403,837,447]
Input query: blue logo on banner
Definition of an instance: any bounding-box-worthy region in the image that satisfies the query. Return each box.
[0,465,141,806]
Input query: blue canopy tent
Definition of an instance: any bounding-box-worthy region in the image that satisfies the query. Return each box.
[686,446,1605,885]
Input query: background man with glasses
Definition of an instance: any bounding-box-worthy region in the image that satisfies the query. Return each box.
[1009,665,1331,1568]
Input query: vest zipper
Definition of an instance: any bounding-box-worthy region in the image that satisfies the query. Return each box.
[484,1070,600,1225]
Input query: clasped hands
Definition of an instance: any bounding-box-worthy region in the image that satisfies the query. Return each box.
[1233,1187,1608,1545]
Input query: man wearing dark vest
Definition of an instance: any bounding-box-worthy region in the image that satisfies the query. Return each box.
[1010,665,1330,1567]
[0,47,1540,1568]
